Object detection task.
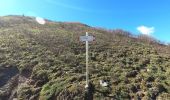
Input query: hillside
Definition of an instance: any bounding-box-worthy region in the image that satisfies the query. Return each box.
[0,15,170,100]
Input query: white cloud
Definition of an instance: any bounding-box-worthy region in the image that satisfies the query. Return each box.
[137,26,155,35]
[36,17,46,25]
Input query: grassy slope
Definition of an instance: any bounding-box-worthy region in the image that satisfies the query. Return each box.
[0,15,170,100]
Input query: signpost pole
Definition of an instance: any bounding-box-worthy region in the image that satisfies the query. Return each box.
[80,32,95,88]
[85,32,89,88]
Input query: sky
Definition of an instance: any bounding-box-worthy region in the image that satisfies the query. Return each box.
[0,0,170,43]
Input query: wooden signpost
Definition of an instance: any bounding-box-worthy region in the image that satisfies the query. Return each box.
[80,32,95,88]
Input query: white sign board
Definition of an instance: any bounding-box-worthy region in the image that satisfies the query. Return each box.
[80,36,95,42]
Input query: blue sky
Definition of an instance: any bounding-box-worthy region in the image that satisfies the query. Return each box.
[0,0,170,43]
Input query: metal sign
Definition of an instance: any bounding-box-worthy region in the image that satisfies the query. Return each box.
[80,35,95,42]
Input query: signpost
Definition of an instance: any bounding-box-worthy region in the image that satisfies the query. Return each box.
[80,32,95,88]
